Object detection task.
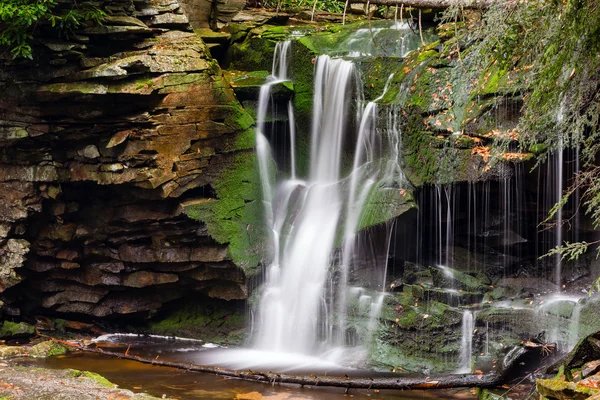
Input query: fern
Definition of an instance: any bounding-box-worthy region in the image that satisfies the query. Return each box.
[0,0,105,59]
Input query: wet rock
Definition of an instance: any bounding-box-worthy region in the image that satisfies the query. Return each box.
[429,265,489,292]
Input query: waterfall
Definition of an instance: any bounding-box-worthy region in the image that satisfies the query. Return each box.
[251,45,404,360]
[457,310,474,373]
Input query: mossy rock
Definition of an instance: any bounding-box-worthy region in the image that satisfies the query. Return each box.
[146,297,246,345]
[0,321,34,339]
[28,341,70,357]
[68,370,115,388]
[358,187,416,232]
[0,345,27,358]
[536,377,600,400]
[184,150,268,275]
[429,265,490,292]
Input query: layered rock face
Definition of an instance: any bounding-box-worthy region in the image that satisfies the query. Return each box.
[0,0,261,319]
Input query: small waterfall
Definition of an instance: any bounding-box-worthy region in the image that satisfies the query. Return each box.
[457,310,475,373]
[251,43,406,361]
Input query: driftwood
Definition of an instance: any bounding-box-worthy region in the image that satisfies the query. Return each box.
[337,0,493,8]
[37,332,549,392]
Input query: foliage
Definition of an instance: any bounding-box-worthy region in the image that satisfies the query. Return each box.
[0,0,105,59]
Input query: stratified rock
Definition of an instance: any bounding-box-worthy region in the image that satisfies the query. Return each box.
[0,0,262,323]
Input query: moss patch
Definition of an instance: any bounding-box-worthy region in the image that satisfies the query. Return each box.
[184,150,268,275]
[146,297,246,345]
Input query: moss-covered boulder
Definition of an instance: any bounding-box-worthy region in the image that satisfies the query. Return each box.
[28,340,70,357]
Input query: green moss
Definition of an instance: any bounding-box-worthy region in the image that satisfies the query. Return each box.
[184,151,268,274]
[28,341,69,358]
[146,298,246,344]
[0,321,34,339]
[68,370,114,388]
[358,187,415,231]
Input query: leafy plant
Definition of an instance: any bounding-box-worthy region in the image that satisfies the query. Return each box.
[0,0,105,59]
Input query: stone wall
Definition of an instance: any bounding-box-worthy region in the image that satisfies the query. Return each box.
[0,0,263,320]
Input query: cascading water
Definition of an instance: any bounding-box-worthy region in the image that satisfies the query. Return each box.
[457,310,475,373]
[251,43,405,362]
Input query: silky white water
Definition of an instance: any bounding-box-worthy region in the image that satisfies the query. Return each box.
[457,310,475,373]
[248,41,406,365]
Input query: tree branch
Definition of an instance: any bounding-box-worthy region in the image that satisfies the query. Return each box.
[335,0,492,9]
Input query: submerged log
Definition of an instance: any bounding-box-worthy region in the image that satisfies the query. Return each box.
[336,0,493,8]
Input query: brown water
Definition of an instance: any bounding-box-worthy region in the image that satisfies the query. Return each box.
[17,353,480,400]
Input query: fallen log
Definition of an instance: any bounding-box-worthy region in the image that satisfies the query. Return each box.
[36,330,548,391]
[336,0,493,8]
[73,345,505,389]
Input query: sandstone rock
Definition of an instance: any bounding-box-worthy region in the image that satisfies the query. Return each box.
[106,130,131,148]
[42,289,107,308]
[56,249,79,260]
[104,16,149,28]
[90,261,125,273]
[78,145,101,159]
[81,25,153,36]
[205,282,246,300]
[122,271,179,288]
[59,261,80,269]
[149,13,190,27]
[0,0,260,323]
[40,39,87,52]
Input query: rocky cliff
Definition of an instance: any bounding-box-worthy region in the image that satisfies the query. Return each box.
[0,0,264,326]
